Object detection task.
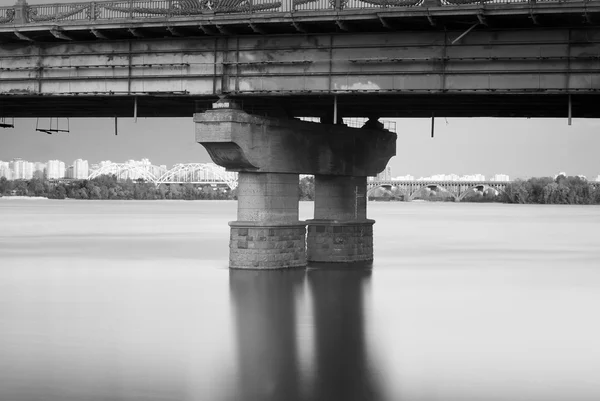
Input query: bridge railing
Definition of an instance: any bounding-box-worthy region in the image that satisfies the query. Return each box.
[0,6,15,24]
[3,0,574,26]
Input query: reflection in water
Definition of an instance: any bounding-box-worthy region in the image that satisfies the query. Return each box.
[227,266,382,401]
[307,267,382,401]
[228,269,305,401]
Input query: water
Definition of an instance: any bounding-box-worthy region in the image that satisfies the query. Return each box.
[1,199,599,401]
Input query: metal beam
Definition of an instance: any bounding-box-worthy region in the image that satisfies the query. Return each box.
[90,29,108,40]
[477,12,488,26]
[167,27,182,36]
[199,24,217,35]
[529,12,540,25]
[451,23,478,45]
[291,21,307,33]
[14,30,33,42]
[336,20,349,31]
[128,28,144,38]
[426,12,436,27]
[50,29,73,41]
[378,15,392,29]
[216,25,234,35]
[249,23,266,34]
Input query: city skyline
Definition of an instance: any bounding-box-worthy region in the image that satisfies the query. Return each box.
[3,155,600,182]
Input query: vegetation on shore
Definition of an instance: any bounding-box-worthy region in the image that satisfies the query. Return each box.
[2,174,599,204]
[0,175,234,200]
[372,175,600,204]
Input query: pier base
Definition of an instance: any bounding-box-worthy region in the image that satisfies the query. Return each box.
[229,172,306,269]
[307,176,374,263]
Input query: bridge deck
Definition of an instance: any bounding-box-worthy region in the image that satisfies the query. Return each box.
[2,1,600,118]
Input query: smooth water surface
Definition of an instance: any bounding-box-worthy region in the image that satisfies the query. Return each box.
[1,199,599,401]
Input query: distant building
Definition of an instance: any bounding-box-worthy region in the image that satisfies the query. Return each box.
[459,174,485,181]
[376,166,392,181]
[73,159,89,179]
[596,175,600,182]
[491,174,510,181]
[392,175,415,181]
[10,158,29,180]
[0,161,11,180]
[46,160,66,179]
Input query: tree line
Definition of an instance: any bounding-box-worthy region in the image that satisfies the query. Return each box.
[2,174,599,204]
[0,175,235,200]
[501,175,600,204]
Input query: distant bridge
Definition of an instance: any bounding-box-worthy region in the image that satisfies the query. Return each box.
[368,180,510,202]
[88,162,238,189]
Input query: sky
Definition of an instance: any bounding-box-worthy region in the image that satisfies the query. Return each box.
[3,0,600,179]
[1,116,600,179]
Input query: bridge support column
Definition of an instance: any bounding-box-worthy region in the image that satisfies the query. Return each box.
[229,172,306,269]
[307,175,374,264]
[194,99,395,269]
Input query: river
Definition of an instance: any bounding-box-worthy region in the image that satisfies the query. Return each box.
[1,199,599,401]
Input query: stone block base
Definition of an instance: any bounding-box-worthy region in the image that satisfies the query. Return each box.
[229,222,307,269]
[306,220,374,263]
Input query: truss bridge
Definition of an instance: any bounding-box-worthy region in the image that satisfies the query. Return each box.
[88,162,238,189]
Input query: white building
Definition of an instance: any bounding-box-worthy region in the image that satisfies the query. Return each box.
[392,175,415,181]
[73,159,89,179]
[46,160,66,179]
[491,174,510,182]
[595,175,600,182]
[65,165,75,179]
[0,161,11,180]
[459,174,486,181]
[376,166,392,181]
[10,158,28,180]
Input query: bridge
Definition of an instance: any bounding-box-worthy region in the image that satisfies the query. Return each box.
[2,0,600,118]
[2,0,600,268]
[88,162,238,188]
[368,180,510,201]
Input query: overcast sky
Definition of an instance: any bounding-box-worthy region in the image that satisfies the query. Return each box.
[4,0,600,179]
[2,116,599,179]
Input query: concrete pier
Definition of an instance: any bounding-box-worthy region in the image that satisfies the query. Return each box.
[230,172,306,269]
[307,176,374,263]
[195,99,396,269]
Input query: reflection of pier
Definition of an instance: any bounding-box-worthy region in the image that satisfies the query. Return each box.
[368,180,510,202]
[228,270,305,401]
[307,268,381,401]
[227,268,382,401]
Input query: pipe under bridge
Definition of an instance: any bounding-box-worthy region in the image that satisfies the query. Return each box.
[368,180,511,201]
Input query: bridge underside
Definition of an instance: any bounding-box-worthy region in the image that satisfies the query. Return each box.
[1,93,597,118]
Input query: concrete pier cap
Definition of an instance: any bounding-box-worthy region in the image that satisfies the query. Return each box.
[194,99,396,269]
